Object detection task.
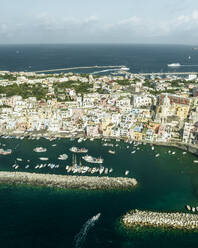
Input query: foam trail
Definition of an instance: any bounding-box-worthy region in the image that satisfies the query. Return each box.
[74,213,101,248]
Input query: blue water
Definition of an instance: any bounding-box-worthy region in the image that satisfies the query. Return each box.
[0,44,198,74]
[0,137,197,247]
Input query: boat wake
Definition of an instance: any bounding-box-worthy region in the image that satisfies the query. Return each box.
[74,213,101,248]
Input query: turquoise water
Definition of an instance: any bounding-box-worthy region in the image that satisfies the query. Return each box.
[0,137,198,247]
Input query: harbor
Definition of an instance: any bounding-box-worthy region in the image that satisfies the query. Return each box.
[122,210,198,230]
[0,171,138,190]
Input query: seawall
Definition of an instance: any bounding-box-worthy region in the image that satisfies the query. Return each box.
[122,210,198,230]
[0,171,138,190]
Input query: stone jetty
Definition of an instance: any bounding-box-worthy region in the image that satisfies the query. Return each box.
[0,171,138,190]
[122,210,198,230]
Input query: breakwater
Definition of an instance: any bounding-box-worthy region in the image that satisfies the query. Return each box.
[0,171,137,190]
[122,210,198,230]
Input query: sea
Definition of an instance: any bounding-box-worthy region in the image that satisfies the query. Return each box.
[0,44,198,248]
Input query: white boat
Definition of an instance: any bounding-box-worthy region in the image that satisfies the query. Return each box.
[39,157,49,161]
[104,168,109,174]
[172,152,176,155]
[167,63,181,67]
[151,146,154,150]
[82,155,103,164]
[58,154,68,160]
[131,150,136,154]
[25,165,30,169]
[77,138,83,143]
[16,158,22,161]
[33,147,47,153]
[108,150,115,154]
[99,166,104,174]
[125,170,129,175]
[183,152,187,155]
[121,67,130,71]
[0,149,12,155]
[193,160,198,163]
[69,147,88,153]
[109,168,113,173]
[155,153,160,157]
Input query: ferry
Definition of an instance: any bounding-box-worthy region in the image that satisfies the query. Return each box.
[82,155,103,164]
[58,154,68,160]
[33,147,47,153]
[0,149,12,155]
[167,63,181,67]
[69,146,88,153]
[108,150,115,154]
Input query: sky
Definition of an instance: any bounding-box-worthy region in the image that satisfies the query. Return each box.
[1,0,198,45]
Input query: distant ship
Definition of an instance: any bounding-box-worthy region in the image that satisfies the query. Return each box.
[167,63,181,67]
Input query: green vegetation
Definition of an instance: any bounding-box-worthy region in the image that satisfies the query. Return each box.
[0,83,48,100]
[54,80,93,95]
[0,74,17,81]
[116,80,131,86]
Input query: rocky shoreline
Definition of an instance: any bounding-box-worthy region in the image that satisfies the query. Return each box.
[0,171,138,190]
[122,210,198,230]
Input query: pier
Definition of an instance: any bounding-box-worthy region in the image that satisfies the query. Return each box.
[33,65,124,73]
[0,171,138,190]
[122,210,198,230]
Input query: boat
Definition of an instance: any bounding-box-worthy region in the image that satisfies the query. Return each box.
[167,63,181,67]
[77,138,83,143]
[186,205,191,211]
[39,157,49,161]
[193,160,198,163]
[69,147,88,153]
[82,155,103,164]
[183,152,187,155]
[121,67,130,71]
[33,147,47,153]
[104,168,109,174]
[25,165,29,169]
[58,154,68,160]
[0,149,12,155]
[125,170,129,176]
[99,166,104,174]
[16,158,22,161]
[172,151,176,155]
[108,150,115,154]
[155,153,160,158]
[131,150,136,154]
[109,168,113,173]
[151,146,155,150]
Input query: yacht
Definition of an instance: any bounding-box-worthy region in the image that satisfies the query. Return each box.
[0,149,12,155]
[69,146,88,153]
[82,155,103,164]
[33,147,47,153]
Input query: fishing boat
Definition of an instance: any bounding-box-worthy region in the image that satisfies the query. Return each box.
[82,155,103,164]
[33,147,47,153]
[69,146,88,153]
[108,150,115,154]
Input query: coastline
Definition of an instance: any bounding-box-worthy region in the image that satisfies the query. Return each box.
[1,130,198,158]
[122,210,198,230]
[0,171,138,191]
